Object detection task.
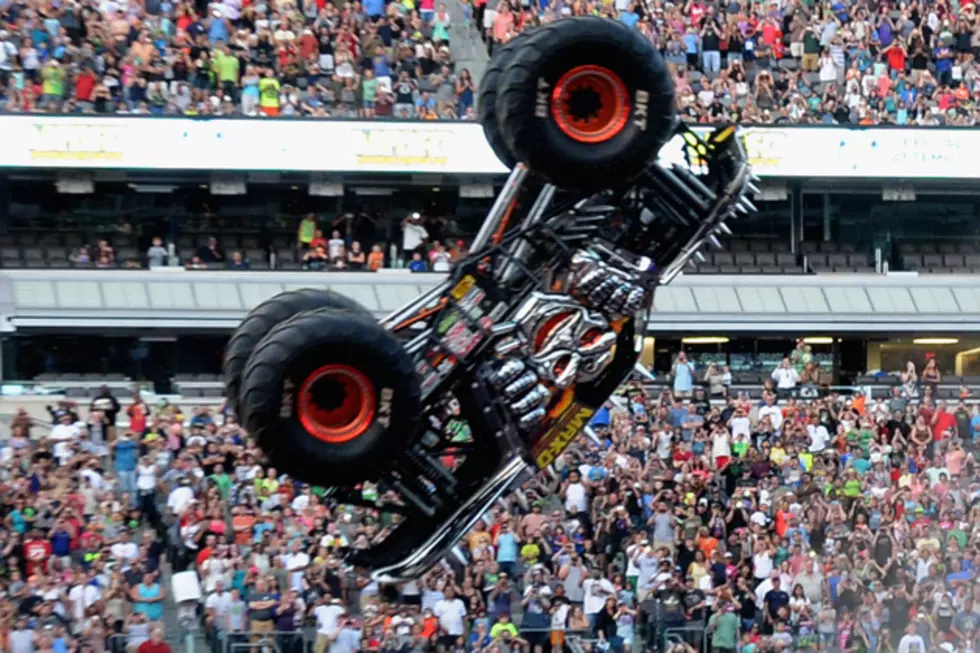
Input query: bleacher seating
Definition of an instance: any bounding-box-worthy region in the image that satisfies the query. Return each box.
[898,242,980,274]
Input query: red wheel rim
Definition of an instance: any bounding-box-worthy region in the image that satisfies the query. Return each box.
[297,364,376,444]
[551,65,631,144]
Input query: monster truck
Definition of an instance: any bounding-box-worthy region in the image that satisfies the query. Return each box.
[222,16,758,580]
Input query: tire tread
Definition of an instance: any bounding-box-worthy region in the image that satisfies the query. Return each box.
[238,308,420,486]
[496,17,676,191]
[223,289,367,413]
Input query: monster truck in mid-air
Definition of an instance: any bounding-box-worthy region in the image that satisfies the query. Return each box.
[222,16,757,580]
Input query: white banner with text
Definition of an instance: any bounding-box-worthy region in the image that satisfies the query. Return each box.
[0,116,971,179]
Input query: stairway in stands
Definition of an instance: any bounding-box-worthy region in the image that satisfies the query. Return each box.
[447,0,490,84]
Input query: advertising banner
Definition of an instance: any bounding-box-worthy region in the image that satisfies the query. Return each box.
[0,115,972,179]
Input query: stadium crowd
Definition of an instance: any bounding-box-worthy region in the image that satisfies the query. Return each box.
[32,211,466,271]
[159,212,462,271]
[1,348,980,653]
[0,0,979,124]
[475,0,980,125]
[0,0,475,118]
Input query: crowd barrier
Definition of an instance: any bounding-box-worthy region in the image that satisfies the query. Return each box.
[99,611,826,653]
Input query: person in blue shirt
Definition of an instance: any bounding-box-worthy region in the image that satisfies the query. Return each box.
[469,621,492,649]
[131,572,166,621]
[620,5,640,28]
[113,433,140,507]
[945,558,974,586]
[50,521,72,560]
[494,522,518,577]
[253,514,277,542]
[682,26,700,68]
[191,409,215,429]
[408,252,428,272]
[332,619,362,653]
[208,14,230,46]
[672,352,695,396]
[6,501,26,534]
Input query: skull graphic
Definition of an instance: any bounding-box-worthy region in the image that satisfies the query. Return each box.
[512,293,618,389]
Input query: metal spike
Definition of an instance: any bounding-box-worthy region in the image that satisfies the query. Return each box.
[583,426,603,447]
[750,174,761,183]
[739,198,758,213]
[632,361,657,382]
[695,251,707,262]
[575,205,618,215]
[686,258,697,268]
[747,183,760,195]
[716,223,733,236]
[708,235,724,249]
[735,203,750,215]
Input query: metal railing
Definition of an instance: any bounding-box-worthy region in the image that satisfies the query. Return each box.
[662,626,708,653]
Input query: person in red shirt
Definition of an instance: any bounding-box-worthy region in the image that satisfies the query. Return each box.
[128,391,150,436]
[195,533,218,568]
[884,41,907,72]
[932,401,956,441]
[75,67,96,104]
[24,529,52,576]
[139,628,171,653]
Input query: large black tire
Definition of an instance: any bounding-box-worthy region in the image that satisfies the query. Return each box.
[477,30,536,169]
[223,289,369,415]
[238,308,421,487]
[496,17,676,191]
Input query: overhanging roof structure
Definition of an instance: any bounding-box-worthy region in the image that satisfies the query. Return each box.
[0,269,976,333]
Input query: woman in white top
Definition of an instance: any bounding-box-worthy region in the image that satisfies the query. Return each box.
[430,245,452,272]
[249,543,271,575]
[711,428,732,468]
[901,360,919,398]
[789,583,812,625]
[752,540,775,581]
[818,51,839,84]
[136,456,159,526]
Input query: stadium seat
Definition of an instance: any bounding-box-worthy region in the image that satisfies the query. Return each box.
[922,254,944,268]
[902,255,922,271]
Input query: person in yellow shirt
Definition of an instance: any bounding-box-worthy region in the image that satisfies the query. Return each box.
[212,43,241,99]
[489,614,519,640]
[258,68,280,116]
[41,60,66,106]
[520,538,541,565]
[297,214,318,249]
[466,521,493,554]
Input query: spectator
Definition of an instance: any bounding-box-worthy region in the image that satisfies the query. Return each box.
[327,230,346,263]
[227,251,250,270]
[198,237,224,265]
[303,245,330,271]
[771,357,800,398]
[298,215,319,250]
[90,386,120,441]
[347,242,366,270]
[113,431,140,504]
[408,251,428,272]
[368,244,385,271]
[672,351,695,397]
[139,628,172,653]
[147,238,169,268]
